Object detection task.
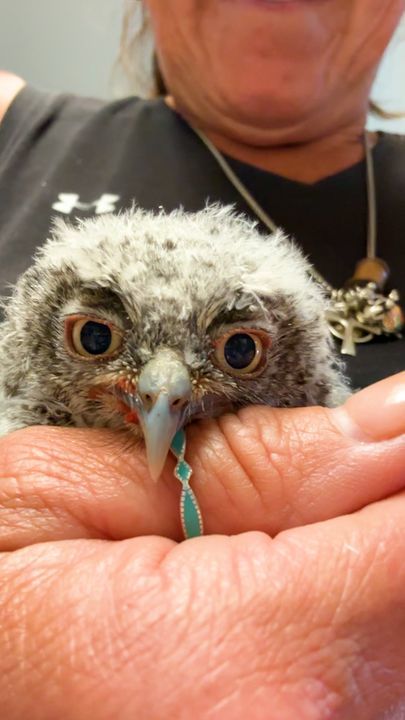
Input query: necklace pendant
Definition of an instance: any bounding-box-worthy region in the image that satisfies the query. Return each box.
[193,125,403,358]
[325,283,404,356]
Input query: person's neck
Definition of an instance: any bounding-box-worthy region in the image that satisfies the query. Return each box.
[200,127,377,185]
[165,97,375,184]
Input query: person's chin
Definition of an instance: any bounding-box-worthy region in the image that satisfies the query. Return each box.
[213,72,325,136]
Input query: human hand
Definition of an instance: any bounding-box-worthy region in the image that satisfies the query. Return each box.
[1,372,404,719]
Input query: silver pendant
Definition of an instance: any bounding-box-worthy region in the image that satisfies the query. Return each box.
[325,283,404,356]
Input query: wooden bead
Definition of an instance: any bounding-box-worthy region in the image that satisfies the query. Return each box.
[349,257,390,290]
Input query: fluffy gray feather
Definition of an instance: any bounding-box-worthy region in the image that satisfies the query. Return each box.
[0,205,349,440]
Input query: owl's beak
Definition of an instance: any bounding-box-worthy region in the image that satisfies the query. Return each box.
[136,350,192,481]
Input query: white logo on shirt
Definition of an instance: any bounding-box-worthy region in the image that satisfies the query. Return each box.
[52,193,120,215]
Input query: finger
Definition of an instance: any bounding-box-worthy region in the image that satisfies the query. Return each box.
[0,372,404,548]
[2,492,405,719]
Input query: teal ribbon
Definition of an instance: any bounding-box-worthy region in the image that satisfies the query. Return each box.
[170,429,203,539]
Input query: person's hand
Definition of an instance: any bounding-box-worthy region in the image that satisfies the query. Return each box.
[1,372,404,719]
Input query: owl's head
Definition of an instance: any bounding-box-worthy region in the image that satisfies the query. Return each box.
[2,206,346,478]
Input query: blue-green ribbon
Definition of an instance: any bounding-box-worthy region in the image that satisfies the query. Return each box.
[170,429,203,539]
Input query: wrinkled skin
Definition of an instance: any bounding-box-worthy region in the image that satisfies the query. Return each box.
[145,0,404,180]
[1,373,405,719]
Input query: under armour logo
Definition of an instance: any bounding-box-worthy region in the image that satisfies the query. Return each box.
[52,193,121,215]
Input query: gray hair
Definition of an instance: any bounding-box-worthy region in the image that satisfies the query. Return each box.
[117,1,157,98]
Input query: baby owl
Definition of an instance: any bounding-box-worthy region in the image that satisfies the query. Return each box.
[0,206,348,479]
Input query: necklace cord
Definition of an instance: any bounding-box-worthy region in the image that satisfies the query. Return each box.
[364,132,377,260]
[191,124,378,290]
[188,123,404,354]
[193,127,279,233]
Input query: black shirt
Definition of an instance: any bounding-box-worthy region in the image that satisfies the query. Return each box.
[0,86,404,389]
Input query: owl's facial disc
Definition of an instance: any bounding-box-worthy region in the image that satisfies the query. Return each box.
[64,313,270,481]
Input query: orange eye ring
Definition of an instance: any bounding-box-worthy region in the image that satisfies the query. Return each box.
[64,314,124,361]
[212,328,270,378]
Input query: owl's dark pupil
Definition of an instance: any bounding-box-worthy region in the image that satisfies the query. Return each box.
[80,321,112,355]
[224,333,256,369]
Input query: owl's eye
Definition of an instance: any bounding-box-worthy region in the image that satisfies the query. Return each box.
[65,315,123,360]
[212,328,270,378]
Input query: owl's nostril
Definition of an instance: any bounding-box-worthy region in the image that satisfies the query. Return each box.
[140,391,156,410]
[171,396,186,410]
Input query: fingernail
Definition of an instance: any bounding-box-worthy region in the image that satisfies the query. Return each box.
[331,371,405,442]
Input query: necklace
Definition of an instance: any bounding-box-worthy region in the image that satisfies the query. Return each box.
[192,127,404,356]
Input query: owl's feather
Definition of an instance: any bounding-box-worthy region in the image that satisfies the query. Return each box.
[0,205,349,448]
